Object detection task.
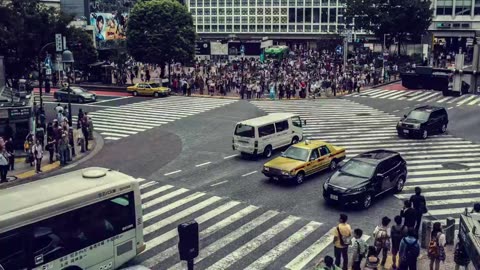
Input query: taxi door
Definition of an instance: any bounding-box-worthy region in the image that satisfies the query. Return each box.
[137,84,146,95]
[318,145,333,171]
[305,149,321,175]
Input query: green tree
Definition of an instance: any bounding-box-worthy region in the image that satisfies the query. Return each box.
[0,0,73,87]
[126,0,196,76]
[345,0,433,54]
[65,27,98,75]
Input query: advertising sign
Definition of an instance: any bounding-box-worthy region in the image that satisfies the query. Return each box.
[211,42,228,56]
[228,42,261,56]
[195,42,211,55]
[55,33,63,52]
[9,107,31,120]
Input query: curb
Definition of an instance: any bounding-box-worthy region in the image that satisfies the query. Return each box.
[371,79,401,89]
[0,132,104,189]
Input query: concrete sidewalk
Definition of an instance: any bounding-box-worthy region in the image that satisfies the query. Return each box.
[0,130,97,189]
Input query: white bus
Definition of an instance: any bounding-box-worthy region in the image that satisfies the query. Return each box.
[0,167,145,270]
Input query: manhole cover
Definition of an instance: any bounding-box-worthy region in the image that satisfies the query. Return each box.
[356,113,372,116]
[441,163,470,171]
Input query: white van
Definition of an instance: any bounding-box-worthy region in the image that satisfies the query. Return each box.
[233,113,305,157]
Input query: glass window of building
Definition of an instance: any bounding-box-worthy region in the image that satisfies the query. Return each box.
[219,17,225,23]
[314,0,320,4]
[241,8,247,14]
[265,0,272,5]
[281,25,287,32]
[191,0,197,7]
[235,0,240,4]
[329,24,336,32]
[321,24,327,32]
[197,25,204,31]
[436,0,453,15]
[234,16,240,23]
[305,8,312,22]
[297,24,303,32]
[233,25,240,31]
[257,25,263,31]
[226,0,232,6]
[219,25,225,31]
[249,8,255,14]
[219,0,225,6]
[212,17,218,23]
[234,8,239,14]
[321,8,328,22]
[227,9,233,15]
[258,16,264,23]
[273,25,279,32]
[281,8,287,14]
[273,8,279,15]
[313,24,319,31]
[266,16,271,23]
[212,25,218,31]
[322,0,328,5]
[242,0,248,4]
[250,17,255,23]
[266,8,271,14]
[475,0,480,14]
[249,0,255,5]
[227,17,232,23]
[191,9,197,15]
[257,8,264,15]
[204,25,210,31]
[226,25,232,31]
[273,0,280,6]
[198,0,203,6]
[305,25,311,32]
[338,24,344,31]
[455,0,472,15]
[242,25,248,31]
[281,16,288,23]
[306,0,312,5]
[205,8,210,15]
[296,8,303,22]
[242,16,247,23]
[198,9,203,15]
[338,15,344,23]
[282,0,288,5]
[289,24,295,31]
[197,16,203,23]
[273,16,279,23]
[249,25,255,31]
[205,0,211,6]
[289,8,296,22]
[329,8,336,22]
[212,8,218,15]
[205,16,211,23]
[289,0,295,5]
[297,0,304,5]
[266,25,272,31]
[313,8,320,22]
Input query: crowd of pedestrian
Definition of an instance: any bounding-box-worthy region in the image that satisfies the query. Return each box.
[169,47,399,99]
[315,187,475,270]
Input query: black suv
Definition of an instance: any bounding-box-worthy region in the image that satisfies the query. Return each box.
[322,150,407,209]
[396,105,448,139]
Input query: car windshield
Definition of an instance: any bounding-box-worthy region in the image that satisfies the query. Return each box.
[149,83,161,88]
[71,87,87,94]
[235,124,254,138]
[282,146,309,162]
[406,110,430,121]
[340,160,376,178]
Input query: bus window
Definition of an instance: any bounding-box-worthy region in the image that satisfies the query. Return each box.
[0,229,28,270]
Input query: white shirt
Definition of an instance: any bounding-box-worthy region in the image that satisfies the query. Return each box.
[32,144,43,159]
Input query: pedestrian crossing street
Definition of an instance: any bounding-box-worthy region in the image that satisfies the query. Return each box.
[133,178,370,270]
[72,97,237,141]
[347,88,480,107]
[251,99,480,225]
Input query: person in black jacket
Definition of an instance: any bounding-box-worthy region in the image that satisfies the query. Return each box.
[5,137,14,171]
[401,200,417,231]
[410,187,427,235]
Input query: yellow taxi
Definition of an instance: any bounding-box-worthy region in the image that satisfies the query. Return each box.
[127,82,171,97]
[262,140,346,184]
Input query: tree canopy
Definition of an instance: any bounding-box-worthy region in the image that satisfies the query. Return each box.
[345,0,433,52]
[0,0,97,86]
[126,0,196,70]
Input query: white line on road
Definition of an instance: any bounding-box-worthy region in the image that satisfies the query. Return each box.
[91,96,132,104]
[393,109,400,112]
[211,180,229,187]
[164,170,182,176]
[195,161,212,167]
[224,154,239,159]
[448,107,454,110]
[242,171,258,177]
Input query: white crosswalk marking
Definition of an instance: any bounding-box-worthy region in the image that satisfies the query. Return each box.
[348,89,480,107]
[251,99,480,232]
[133,181,342,270]
[72,96,236,141]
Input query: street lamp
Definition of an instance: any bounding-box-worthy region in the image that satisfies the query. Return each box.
[383,33,390,81]
[62,49,75,158]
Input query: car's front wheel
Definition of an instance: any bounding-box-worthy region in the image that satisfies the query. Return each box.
[440,123,447,133]
[133,91,138,96]
[329,159,338,171]
[295,172,305,185]
[154,92,160,97]
[421,129,428,139]
[77,97,84,103]
[362,193,373,209]
[395,176,406,193]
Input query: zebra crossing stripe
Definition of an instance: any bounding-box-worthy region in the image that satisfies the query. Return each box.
[144,196,223,235]
[167,210,279,270]
[396,189,480,199]
[457,95,477,105]
[142,188,194,211]
[467,96,480,105]
[416,92,440,102]
[205,216,301,270]
[408,173,480,183]
[427,197,480,206]
[284,233,333,270]
[387,91,412,99]
[141,201,248,258]
[244,221,322,270]
[436,96,453,103]
[407,91,433,101]
[426,208,468,216]
[141,184,174,200]
[403,181,480,190]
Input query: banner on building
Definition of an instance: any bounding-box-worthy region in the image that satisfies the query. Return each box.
[211,42,228,55]
[228,41,261,56]
[195,42,211,55]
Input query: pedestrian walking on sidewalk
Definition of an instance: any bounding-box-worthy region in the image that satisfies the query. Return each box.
[5,137,14,171]
[364,246,380,270]
[399,228,420,270]
[331,214,351,270]
[0,145,9,183]
[410,187,428,235]
[351,228,367,270]
[454,236,471,270]
[314,255,341,270]
[428,222,446,270]
[373,216,392,267]
[46,134,55,163]
[391,215,408,269]
[401,200,417,232]
[32,140,43,173]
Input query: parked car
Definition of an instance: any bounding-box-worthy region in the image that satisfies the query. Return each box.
[262,140,346,184]
[54,87,96,103]
[396,105,448,139]
[127,82,171,97]
[323,149,407,209]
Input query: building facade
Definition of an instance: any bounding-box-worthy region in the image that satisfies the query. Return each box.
[186,0,347,44]
[430,0,480,56]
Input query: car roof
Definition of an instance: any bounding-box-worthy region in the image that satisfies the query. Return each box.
[293,140,328,149]
[413,105,445,112]
[352,149,399,164]
[238,113,298,127]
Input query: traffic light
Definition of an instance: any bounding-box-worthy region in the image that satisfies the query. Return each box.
[177,221,199,261]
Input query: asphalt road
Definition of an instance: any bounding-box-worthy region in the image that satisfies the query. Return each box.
[34,90,480,270]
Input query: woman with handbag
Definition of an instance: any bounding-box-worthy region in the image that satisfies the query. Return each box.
[428,222,446,270]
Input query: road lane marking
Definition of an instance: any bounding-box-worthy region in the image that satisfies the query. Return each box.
[393,109,400,112]
[211,180,229,187]
[164,170,181,176]
[195,161,212,167]
[91,96,132,104]
[143,192,205,221]
[242,170,258,177]
[141,185,174,200]
[205,215,300,270]
[224,154,239,159]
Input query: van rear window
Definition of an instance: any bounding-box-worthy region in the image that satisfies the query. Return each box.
[235,124,255,138]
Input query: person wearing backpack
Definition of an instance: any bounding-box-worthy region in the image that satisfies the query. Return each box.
[351,228,367,270]
[330,214,351,270]
[391,215,408,269]
[428,222,446,270]
[373,216,391,267]
[410,187,428,234]
[364,246,380,270]
[399,228,420,270]
[314,255,341,270]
